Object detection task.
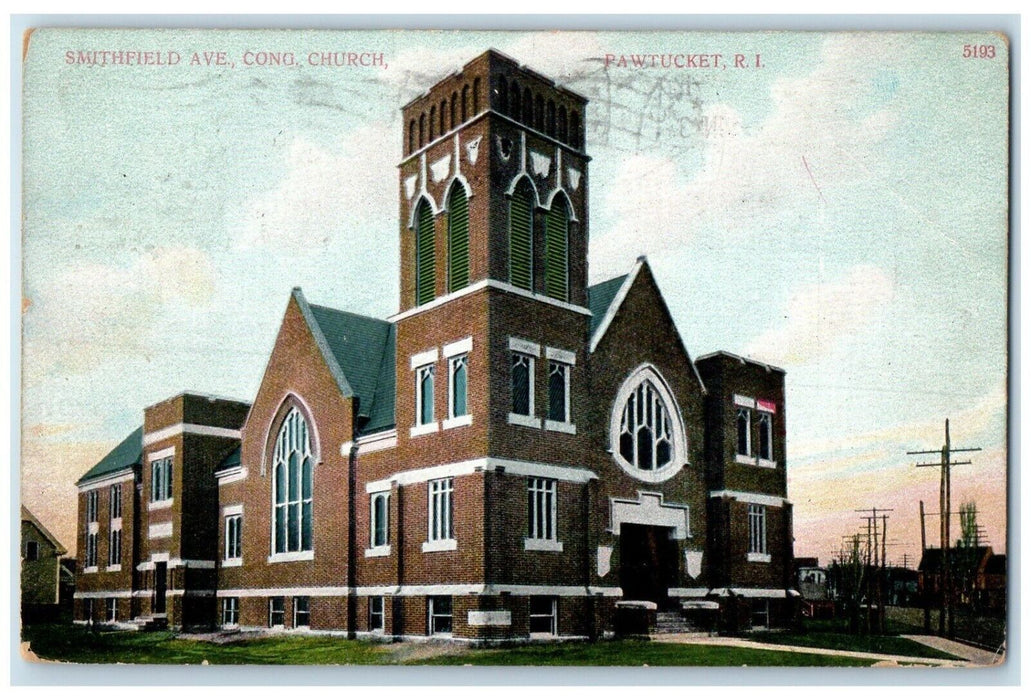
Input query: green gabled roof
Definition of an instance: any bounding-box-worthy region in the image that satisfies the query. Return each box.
[587,274,628,336]
[76,426,143,486]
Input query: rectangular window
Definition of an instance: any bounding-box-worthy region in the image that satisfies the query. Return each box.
[547,361,570,422]
[150,457,173,503]
[106,598,118,622]
[371,492,389,548]
[293,596,310,628]
[527,478,557,541]
[428,478,454,542]
[25,541,39,561]
[416,364,435,426]
[428,596,453,635]
[369,596,384,632]
[748,504,768,555]
[269,597,285,627]
[511,352,534,416]
[108,528,122,566]
[225,515,242,561]
[751,599,770,629]
[85,490,99,523]
[448,355,468,419]
[529,596,557,635]
[736,408,751,457]
[85,532,98,568]
[758,411,773,461]
[222,597,239,626]
[109,484,122,519]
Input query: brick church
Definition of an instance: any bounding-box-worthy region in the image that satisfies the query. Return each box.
[73,50,796,640]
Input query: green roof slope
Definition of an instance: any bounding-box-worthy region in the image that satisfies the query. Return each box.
[76,426,143,485]
[587,274,628,336]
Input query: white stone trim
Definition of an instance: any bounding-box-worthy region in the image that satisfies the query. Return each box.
[88,522,99,535]
[735,455,757,466]
[524,538,564,552]
[364,545,392,558]
[443,337,473,358]
[222,504,244,517]
[733,394,756,409]
[757,458,778,469]
[508,337,541,357]
[507,413,541,429]
[410,348,439,370]
[341,430,398,456]
[489,280,591,316]
[709,490,789,508]
[409,421,439,438]
[609,491,691,539]
[148,522,173,539]
[144,423,241,447]
[222,558,243,568]
[422,538,457,553]
[731,588,788,598]
[82,566,98,574]
[442,414,473,431]
[217,583,623,599]
[104,564,122,573]
[77,469,134,492]
[218,586,352,598]
[468,611,512,626]
[216,465,247,485]
[267,550,315,564]
[147,498,173,512]
[388,280,490,322]
[366,457,596,492]
[668,588,710,598]
[110,517,122,530]
[609,364,689,484]
[757,398,777,414]
[545,346,576,365]
[544,420,576,434]
[147,445,176,461]
[589,259,642,353]
[747,552,773,564]
[74,590,133,599]
[172,559,215,569]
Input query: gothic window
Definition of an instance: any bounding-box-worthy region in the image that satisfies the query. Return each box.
[272,408,313,555]
[544,197,570,301]
[610,366,687,482]
[447,184,469,292]
[415,199,435,305]
[758,411,773,461]
[737,408,751,457]
[558,105,568,142]
[523,86,533,124]
[510,81,521,119]
[508,180,534,290]
[570,111,581,149]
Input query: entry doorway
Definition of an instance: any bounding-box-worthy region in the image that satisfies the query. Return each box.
[154,562,167,614]
[619,524,679,609]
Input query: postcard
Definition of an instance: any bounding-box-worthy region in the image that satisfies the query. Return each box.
[18,27,1009,669]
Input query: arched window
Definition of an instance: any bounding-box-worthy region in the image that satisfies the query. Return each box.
[558,106,568,143]
[419,113,426,148]
[408,119,416,154]
[544,197,569,301]
[547,100,556,137]
[508,180,534,290]
[510,82,521,120]
[272,407,314,554]
[450,91,458,129]
[496,76,507,114]
[429,106,436,140]
[447,184,470,292]
[523,87,533,125]
[461,85,469,122]
[415,199,435,305]
[534,94,544,131]
[439,100,446,134]
[570,111,581,149]
[610,367,687,483]
[473,77,481,114]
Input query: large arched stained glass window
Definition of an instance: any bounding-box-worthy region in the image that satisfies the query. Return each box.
[415,199,435,305]
[610,366,688,483]
[447,185,470,292]
[273,408,313,554]
[544,197,570,301]
[508,180,534,290]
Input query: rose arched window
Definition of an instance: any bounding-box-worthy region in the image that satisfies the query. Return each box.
[610,366,687,483]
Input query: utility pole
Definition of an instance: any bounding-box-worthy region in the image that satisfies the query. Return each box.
[857,508,892,633]
[908,418,981,639]
[920,500,930,631]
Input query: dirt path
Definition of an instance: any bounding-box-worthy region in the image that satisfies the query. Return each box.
[902,635,1004,666]
[654,633,975,667]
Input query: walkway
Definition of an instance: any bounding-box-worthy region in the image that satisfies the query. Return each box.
[902,635,1004,666]
[654,633,983,667]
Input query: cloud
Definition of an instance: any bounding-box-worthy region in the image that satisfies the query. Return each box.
[232,124,397,252]
[743,264,895,366]
[23,246,215,380]
[590,34,903,278]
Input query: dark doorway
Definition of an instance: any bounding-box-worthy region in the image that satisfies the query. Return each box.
[154,562,167,614]
[619,524,678,609]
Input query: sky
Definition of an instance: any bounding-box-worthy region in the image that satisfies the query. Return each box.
[20,29,1009,567]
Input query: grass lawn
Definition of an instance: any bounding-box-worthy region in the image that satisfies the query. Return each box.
[23,624,872,667]
[750,619,961,661]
